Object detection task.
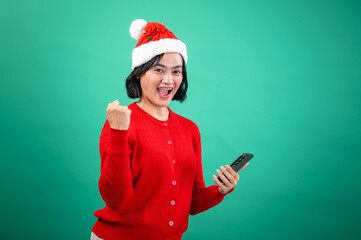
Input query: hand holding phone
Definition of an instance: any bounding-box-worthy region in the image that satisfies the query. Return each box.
[217,153,253,183]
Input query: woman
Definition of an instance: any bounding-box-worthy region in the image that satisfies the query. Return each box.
[91,19,248,240]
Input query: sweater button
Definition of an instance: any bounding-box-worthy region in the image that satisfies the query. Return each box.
[163,122,168,126]
[168,140,172,144]
[172,160,176,164]
[169,221,174,226]
[171,200,175,205]
[172,180,176,185]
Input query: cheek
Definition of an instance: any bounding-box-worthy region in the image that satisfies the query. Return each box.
[140,78,155,93]
[176,78,183,89]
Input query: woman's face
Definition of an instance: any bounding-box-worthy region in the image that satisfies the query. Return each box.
[139,52,183,108]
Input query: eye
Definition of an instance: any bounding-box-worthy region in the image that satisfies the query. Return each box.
[174,70,182,74]
[155,68,164,73]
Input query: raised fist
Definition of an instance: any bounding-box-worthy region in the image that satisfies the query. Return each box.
[106,100,131,130]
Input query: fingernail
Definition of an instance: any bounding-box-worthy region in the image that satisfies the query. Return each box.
[225,165,230,168]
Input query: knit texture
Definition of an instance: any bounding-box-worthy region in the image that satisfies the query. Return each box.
[135,22,177,47]
[92,102,234,240]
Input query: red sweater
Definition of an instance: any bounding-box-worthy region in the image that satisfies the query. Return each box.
[92,102,234,240]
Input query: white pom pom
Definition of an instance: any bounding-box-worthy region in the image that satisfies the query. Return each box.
[129,19,148,40]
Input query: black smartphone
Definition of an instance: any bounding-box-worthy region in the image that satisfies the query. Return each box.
[217,153,254,183]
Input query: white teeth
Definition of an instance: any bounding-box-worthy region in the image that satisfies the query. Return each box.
[158,87,172,90]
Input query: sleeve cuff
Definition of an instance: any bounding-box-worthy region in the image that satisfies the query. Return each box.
[109,127,129,152]
[208,185,235,204]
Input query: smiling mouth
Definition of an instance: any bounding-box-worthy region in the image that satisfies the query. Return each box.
[157,87,173,96]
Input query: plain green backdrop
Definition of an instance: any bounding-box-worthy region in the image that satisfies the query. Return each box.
[1,0,360,239]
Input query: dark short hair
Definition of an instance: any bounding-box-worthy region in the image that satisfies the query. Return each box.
[125,53,188,103]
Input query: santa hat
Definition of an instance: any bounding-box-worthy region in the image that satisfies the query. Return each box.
[129,19,188,70]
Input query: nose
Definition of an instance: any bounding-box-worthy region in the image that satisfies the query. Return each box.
[162,71,173,83]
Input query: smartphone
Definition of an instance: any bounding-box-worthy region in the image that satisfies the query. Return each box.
[217,153,254,183]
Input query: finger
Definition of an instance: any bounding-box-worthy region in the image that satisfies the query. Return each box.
[116,105,129,111]
[239,162,249,172]
[109,100,120,106]
[121,108,132,116]
[108,103,116,108]
[107,105,117,112]
[106,105,115,112]
[226,165,240,181]
[221,166,236,185]
[213,174,222,185]
[216,168,231,187]
[225,165,238,176]
[213,175,227,192]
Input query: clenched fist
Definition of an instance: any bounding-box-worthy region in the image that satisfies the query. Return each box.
[106,100,132,130]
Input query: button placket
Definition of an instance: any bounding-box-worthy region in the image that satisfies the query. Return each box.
[165,123,176,230]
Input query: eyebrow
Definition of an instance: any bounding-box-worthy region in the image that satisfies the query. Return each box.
[153,63,182,69]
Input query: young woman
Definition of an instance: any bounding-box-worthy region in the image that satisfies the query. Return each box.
[91,19,248,240]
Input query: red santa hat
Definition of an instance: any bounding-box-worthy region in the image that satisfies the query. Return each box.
[129,19,188,70]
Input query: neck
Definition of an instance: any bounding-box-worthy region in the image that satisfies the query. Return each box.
[136,100,169,121]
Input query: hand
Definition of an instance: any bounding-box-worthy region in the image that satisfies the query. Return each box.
[213,162,249,194]
[106,100,132,130]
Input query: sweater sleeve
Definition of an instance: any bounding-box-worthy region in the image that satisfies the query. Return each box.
[189,124,234,216]
[98,119,134,209]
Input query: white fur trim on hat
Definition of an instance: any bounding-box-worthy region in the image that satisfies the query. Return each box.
[131,38,188,70]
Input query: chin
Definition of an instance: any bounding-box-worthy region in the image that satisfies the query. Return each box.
[156,99,172,107]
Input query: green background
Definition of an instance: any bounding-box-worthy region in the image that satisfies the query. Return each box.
[1,0,360,239]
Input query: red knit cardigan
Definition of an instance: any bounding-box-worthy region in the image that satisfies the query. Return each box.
[92,102,233,240]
